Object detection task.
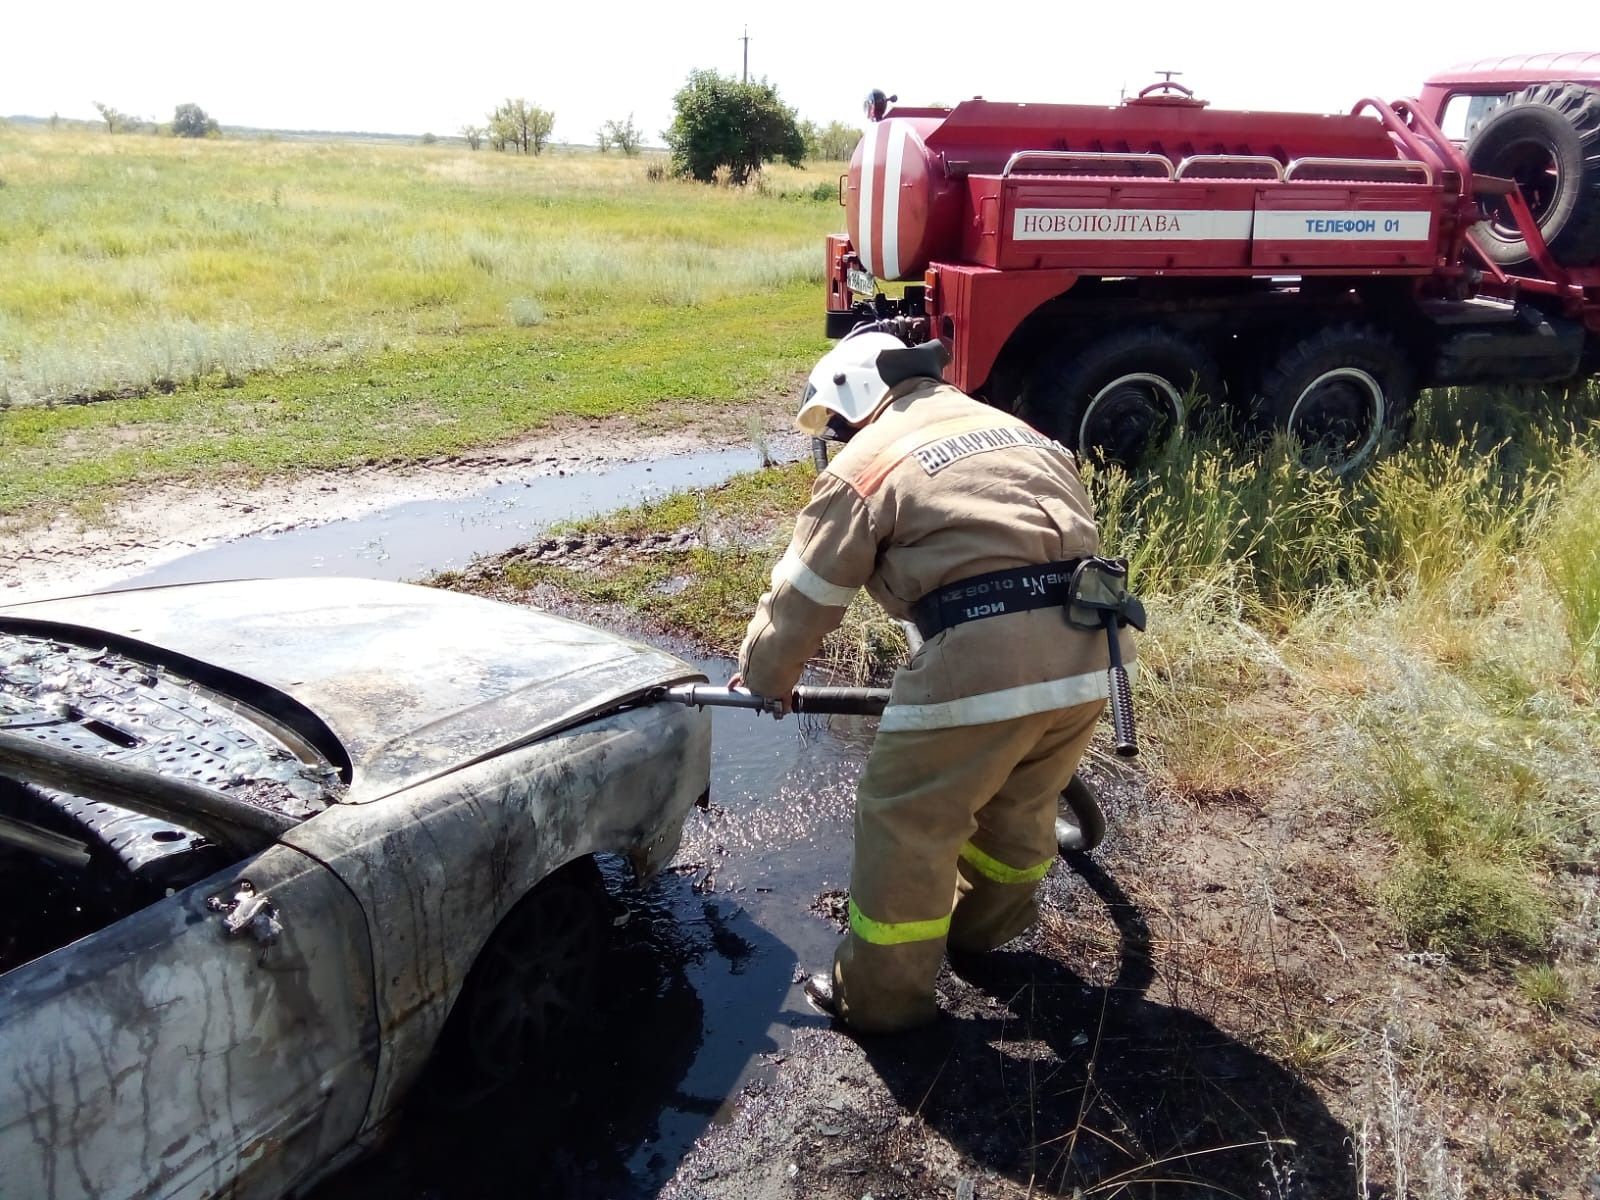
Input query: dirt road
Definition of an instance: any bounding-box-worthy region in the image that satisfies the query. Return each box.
[1,414,796,602]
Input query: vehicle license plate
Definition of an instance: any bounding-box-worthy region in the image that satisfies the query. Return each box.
[847,266,876,297]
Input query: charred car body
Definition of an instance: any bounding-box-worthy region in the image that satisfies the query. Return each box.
[0,578,710,1199]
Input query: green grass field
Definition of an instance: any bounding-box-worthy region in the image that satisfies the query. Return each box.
[0,126,841,517]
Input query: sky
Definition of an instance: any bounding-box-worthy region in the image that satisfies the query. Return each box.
[4,0,1596,143]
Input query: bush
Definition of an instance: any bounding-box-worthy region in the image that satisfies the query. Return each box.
[172,103,219,139]
[665,70,805,185]
[598,114,643,156]
[507,297,545,327]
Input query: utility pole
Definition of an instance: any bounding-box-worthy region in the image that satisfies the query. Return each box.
[740,26,751,83]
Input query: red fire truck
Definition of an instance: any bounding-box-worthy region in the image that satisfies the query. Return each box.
[824,53,1600,471]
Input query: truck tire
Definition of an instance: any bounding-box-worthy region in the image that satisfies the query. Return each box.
[1023,328,1220,470]
[1254,325,1413,474]
[1467,83,1600,271]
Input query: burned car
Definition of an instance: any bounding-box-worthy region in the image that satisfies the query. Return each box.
[0,578,710,1199]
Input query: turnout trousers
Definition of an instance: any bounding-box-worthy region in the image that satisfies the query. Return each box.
[832,699,1104,1032]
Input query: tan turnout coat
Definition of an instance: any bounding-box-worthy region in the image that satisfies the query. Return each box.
[738,380,1134,723]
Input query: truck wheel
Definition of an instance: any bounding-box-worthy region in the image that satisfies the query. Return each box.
[1467,83,1600,271]
[1024,328,1220,470]
[1254,325,1413,474]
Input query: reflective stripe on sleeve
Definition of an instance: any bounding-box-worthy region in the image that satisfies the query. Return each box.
[960,841,1052,885]
[848,898,951,946]
[772,549,858,608]
[877,664,1138,732]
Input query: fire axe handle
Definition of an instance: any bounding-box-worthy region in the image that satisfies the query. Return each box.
[1103,622,1138,758]
[655,683,891,717]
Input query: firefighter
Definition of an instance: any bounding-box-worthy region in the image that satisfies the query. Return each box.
[731,330,1136,1033]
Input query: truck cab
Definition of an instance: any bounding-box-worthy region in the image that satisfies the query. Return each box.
[1420,52,1600,141]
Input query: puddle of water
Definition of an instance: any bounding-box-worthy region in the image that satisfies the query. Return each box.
[117,447,775,589]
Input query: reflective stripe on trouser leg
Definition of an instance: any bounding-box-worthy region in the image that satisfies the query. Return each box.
[947,699,1105,955]
[833,714,1070,1033]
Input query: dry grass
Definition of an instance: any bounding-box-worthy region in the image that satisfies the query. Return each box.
[1101,390,1600,958]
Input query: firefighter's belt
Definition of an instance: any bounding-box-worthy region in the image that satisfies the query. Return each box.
[910,560,1084,639]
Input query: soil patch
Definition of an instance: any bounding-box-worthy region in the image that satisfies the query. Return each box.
[658,762,1598,1199]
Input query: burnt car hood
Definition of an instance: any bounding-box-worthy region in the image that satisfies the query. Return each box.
[0,578,700,803]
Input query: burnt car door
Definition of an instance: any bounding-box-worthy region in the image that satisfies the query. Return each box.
[0,843,379,1200]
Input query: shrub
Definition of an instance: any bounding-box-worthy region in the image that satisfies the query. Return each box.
[599,114,644,156]
[172,103,219,138]
[507,297,545,327]
[664,70,805,185]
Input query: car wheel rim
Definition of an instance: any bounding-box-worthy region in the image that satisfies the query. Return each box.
[1285,367,1384,474]
[461,888,597,1085]
[1078,372,1184,470]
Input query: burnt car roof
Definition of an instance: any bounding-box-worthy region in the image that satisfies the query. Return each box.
[0,578,700,803]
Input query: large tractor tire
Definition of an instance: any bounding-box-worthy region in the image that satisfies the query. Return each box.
[1467,83,1600,271]
[1253,324,1414,475]
[1023,327,1221,471]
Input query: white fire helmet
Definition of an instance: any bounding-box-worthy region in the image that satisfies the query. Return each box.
[793,332,911,437]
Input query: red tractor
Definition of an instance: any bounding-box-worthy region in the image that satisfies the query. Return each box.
[824,53,1600,471]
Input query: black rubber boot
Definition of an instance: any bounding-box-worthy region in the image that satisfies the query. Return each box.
[1055,814,1089,853]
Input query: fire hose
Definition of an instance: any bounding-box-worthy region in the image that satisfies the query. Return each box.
[651,682,1107,852]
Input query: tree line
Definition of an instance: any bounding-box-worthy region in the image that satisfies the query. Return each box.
[460,99,556,154]
[91,101,219,137]
[83,71,864,184]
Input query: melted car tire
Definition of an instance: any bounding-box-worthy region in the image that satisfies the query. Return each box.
[420,856,606,1110]
[1024,327,1221,471]
[1467,83,1600,271]
[1254,324,1414,474]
